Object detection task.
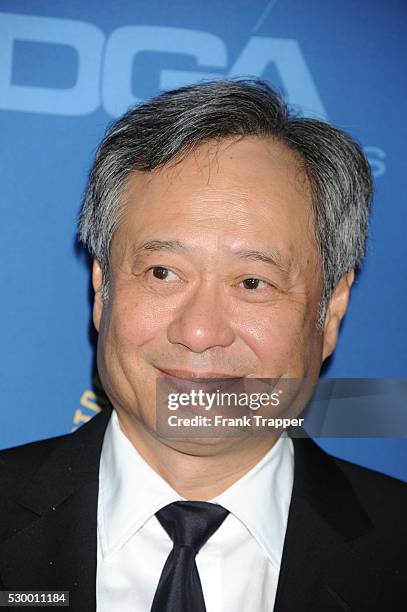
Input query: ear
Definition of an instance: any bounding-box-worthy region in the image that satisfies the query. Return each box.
[322,269,355,361]
[92,259,104,332]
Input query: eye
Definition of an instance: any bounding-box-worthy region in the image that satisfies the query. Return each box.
[240,277,271,290]
[149,266,179,281]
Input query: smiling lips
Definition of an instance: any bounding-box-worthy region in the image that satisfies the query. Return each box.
[155,366,245,395]
[156,367,244,380]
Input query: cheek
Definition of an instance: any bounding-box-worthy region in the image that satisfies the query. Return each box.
[242,318,301,365]
[104,287,173,350]
[96,288,173,403]
[235,300,321,373]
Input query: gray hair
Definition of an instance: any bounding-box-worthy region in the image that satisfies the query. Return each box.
[78,79,373,328]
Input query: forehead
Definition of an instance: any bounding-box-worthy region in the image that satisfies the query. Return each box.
[114,136,317,265]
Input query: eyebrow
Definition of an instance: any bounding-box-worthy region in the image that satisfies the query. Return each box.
[131,240,293,275]
[234,248,293,275]
[132,239,186,259]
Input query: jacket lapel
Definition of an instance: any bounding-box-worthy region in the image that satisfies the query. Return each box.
[274,435,380,612]
[0,408,112,612]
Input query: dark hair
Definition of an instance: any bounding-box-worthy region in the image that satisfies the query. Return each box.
[78,79,373,327]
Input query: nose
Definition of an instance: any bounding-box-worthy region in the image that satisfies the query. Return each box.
[166,281,236,353]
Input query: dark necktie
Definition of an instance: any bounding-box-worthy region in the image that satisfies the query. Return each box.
[151,501,230,612]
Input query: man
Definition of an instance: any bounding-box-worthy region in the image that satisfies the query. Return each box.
[0,80,406,611]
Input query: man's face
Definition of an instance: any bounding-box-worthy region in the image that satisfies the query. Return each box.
[92,136,346,443]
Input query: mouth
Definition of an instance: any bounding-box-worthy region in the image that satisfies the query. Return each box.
[155,367,244,381]
[154,366,245,395]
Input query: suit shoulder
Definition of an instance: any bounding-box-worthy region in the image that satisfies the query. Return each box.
[331,452,407,517]
[0,410,111,494]
[0,433,71,491]
[0,433,70,463]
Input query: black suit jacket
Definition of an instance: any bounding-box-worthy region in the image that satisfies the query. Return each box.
[0,407,406,611]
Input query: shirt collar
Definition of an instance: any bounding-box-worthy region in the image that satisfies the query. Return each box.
[99,410,294,567]
[213,431,294,568]
[98,410,183,559]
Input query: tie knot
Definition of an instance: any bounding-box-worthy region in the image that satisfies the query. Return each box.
[155,501,229,554]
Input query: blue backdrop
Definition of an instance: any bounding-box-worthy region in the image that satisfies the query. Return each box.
[1,1,406,481]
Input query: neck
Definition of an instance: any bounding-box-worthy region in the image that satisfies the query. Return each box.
[116,410,280,500]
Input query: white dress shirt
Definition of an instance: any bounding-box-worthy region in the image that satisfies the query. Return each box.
[96,410,294,611]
